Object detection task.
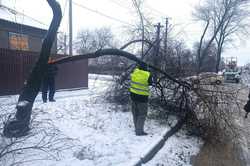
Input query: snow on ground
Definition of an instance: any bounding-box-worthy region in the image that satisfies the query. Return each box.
[0,74,202,166]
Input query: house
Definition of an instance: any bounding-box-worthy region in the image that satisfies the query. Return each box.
[0,18,57,53]
[0,4,57,53]
[0,5,88,95]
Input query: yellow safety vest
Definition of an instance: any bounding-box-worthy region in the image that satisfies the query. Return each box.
[130,68,150,96]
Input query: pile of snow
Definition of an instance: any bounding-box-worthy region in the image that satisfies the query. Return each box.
[241,67,250,86]
[0,74,202,166]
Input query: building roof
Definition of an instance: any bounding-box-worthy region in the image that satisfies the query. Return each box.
[0,18,48,38]
[0,4,48,31]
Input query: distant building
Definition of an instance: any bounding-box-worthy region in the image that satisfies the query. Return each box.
[0,18,57,53]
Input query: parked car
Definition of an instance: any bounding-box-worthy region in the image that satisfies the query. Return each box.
[188,72,224,85]
[223,70,241,83]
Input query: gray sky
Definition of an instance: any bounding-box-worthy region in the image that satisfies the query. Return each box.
[2,0,250,65]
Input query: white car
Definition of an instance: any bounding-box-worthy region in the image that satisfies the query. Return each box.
[188,72,224,85]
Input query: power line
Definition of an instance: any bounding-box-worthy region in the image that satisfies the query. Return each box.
[1,1,70,34]
[108,0,165,17]
[111,0,167,17]
[107,0,131,10]
[58,0,69,33]
[0,4,49,27]
[62,0,69,19]
[106,0,168,26]
[72,1,134,27]
[144,2,167,17]
[75,0,168,27]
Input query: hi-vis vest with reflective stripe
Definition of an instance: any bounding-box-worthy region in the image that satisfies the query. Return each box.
[130,68,150,96]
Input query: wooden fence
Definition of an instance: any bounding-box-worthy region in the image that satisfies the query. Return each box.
[0,48,88,95]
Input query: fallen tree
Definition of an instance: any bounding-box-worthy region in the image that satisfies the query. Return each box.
[3,0,62,138]
[2,0,242,164]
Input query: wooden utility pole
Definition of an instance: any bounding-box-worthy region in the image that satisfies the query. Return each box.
[154,23,163,58]
[153,22,163,79]
[69,0,73,56]
[164,17,169,56]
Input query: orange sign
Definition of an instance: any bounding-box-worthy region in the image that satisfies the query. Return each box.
[9,32,29,51]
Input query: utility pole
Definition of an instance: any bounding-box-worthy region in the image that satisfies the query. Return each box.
[154,22,163,58]
[164,17,169,56]
[69,0,73,56]
[153,22,163,79]
[64,33,67,55]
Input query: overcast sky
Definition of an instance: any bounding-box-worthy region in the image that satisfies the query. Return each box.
[2,0,250,65]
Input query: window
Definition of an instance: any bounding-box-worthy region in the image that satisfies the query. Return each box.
[9,32,29,51]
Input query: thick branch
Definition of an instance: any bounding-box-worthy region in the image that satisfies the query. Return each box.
[53,48,191,89]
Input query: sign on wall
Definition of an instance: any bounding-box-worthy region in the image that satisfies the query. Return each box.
[9,32,29,51]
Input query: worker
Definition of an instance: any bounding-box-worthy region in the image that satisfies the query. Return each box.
[42,58,58,103]
[244,91,250,118]
[129,63,153,136]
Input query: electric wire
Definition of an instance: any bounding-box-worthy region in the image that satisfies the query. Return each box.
[107,0,131,10]
[2,1,69,33]
[0,4,49,27]
[58,0,69,33]
[72,1,134,27]
[145,4,166,17]
[107,0,167,18]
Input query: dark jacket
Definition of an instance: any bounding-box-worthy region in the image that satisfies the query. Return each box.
[45,64,58,79]
[130,74,153,103]
[244,100,250,113]
[244,92,250,113]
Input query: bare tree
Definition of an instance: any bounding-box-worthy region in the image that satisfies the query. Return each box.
[193,41,217,72]
[57,32,68,55]
[76,27,124,74]
[131,0,145,56]
[76,27,114,54]
[213,0,250,72]
[193,0,250,73]
[76,27,114,66]
[121,0,157,61]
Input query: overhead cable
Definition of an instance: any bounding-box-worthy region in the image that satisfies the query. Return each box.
[72,1,134,27]
[0,4,49,27]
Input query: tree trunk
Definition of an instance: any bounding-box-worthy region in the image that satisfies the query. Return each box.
[3,0,62,138]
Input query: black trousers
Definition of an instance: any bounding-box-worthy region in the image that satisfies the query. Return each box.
[42,78,55,102]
